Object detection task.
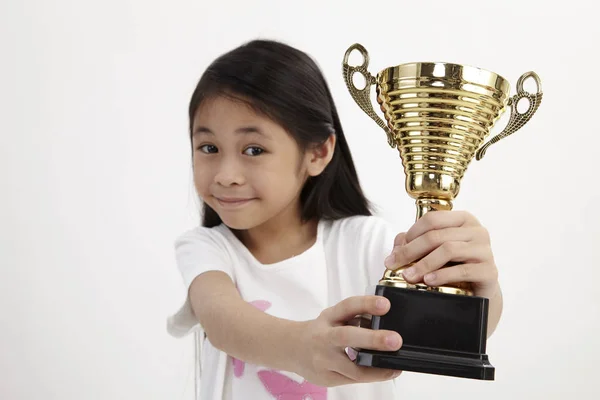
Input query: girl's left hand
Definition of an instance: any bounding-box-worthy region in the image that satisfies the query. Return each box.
[384,210,499,299]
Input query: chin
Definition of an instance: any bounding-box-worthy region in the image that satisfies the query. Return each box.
[218,214,263,231]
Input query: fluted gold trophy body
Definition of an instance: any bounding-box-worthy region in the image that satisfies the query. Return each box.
[343,43,542,380]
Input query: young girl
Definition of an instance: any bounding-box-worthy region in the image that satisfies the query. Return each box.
[167,39,502,399]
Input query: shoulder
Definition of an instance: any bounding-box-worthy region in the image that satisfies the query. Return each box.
[174,224,232,251]
[321,215,399,257]
[173,224,238,272]
[172,224,240,286]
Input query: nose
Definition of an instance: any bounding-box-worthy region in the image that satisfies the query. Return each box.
[214,156,246,187]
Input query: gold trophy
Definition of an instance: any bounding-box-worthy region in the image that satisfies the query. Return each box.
[342,43,542,380]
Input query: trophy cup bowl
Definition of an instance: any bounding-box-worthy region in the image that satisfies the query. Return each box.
[342,43,542,380]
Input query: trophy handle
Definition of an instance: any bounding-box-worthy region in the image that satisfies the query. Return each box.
[475,71,543,160]
[342,43,395,148]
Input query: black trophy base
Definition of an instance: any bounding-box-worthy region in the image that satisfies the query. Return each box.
[355,285,495,381]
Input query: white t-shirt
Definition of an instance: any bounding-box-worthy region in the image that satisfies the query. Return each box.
[167,215,402,400]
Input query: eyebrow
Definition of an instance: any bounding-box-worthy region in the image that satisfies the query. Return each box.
[193,126,270,139]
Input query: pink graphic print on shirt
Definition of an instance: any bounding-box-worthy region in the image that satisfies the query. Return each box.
[232,300,272,378]
[258,370,327,400]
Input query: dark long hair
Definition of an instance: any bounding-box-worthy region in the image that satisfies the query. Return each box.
[188,39,372,228]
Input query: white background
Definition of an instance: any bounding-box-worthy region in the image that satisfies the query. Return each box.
[1,0,598,398]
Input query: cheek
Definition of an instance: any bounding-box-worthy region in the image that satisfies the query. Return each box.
[193,162,212,193]
[251,160,304,195]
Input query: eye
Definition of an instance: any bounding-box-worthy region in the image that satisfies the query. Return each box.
[243,146,264,156]
[198,144,218,154]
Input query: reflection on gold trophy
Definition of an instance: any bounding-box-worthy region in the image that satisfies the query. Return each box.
[342,43,542,380]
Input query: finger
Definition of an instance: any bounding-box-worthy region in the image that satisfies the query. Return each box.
[334,352,402,383]
[393,232,407,247]
[423,262,498,288]
[389,226,484,269]
[385,233,407,267]
[402,242,490,283]
[323,296,391,325]
[329,325,402,352]
[405,210,481,243]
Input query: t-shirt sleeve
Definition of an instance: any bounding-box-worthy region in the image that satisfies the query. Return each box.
[332,215,401,291]
[166,226,234,338]
[345,216,400,288]
[364,217,400,287]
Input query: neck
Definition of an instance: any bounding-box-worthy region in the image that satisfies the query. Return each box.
[235,202,318,265]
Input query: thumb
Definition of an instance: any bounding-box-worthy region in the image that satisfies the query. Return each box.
[325,296,391,325]
[393,232,407,247]
[384,232,406,269]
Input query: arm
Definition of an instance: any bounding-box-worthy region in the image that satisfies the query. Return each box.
[188,270,304,372]
[188,271,403,387]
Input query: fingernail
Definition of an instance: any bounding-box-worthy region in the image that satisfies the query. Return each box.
[403,267,416,280]
[384,254,395,268]
[386,335,400,349]
[393,371,402,378]
[376,298,389,310]
[425,273,436,284]
[346,347,358,361]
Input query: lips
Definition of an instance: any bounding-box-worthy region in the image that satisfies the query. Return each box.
[213,196,256,208]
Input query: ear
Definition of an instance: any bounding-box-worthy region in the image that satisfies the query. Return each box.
[305,134,336,177]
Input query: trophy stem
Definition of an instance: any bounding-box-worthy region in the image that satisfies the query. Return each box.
[415,198,453,221]
[379,197,471,295]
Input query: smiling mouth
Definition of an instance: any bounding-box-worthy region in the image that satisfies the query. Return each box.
[214,197,256,208]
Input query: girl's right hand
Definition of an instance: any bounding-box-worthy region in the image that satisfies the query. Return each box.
[295,295,403,387]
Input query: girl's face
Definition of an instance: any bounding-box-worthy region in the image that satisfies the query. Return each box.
[191,96,330,230]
